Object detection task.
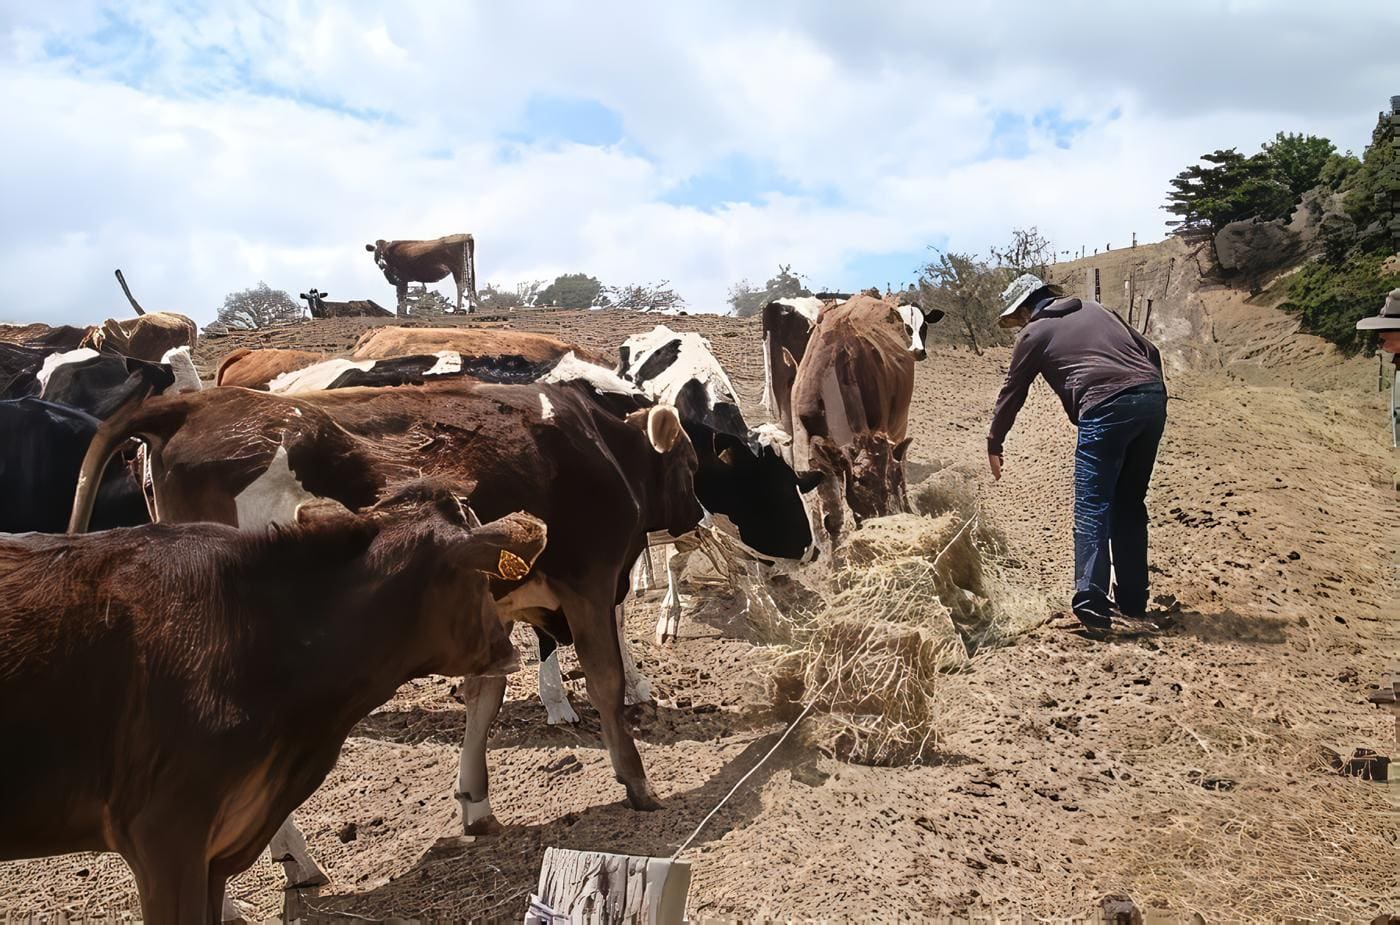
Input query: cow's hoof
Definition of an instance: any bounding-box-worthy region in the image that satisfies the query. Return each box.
[461,814,504,840]
[624,677,653,706]
[221,896,256,923]
[545,699,581,725]
[625,786,663,812]
[277,863,330,890]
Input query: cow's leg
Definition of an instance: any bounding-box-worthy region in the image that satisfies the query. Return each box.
[267,816,329,889]
[616,602,652,705]
[455,672,508,838]
[128,839,211,925]
[657,545,689,645]
[631,548,656,597]
[396,282,408,317]
[533,628,580,725]
[561,586,659,810]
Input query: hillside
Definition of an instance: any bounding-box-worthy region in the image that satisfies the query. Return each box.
[0,295,1395,921]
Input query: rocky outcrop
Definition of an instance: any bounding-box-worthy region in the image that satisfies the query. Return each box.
[1214,218,1303,286]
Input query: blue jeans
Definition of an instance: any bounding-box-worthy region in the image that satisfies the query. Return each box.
[1072,383,1167,618]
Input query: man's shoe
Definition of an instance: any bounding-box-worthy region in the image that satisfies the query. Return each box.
[1073,605,1116,632]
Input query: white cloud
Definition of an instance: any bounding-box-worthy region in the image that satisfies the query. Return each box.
[1,1,1394,324]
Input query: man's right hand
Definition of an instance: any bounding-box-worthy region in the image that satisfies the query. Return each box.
[988,452,1003,481]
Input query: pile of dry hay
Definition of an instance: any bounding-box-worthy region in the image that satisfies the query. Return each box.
[746,468,1050,766]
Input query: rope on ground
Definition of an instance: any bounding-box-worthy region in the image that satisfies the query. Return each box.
[670,493,987,863]
[670,695,820,862]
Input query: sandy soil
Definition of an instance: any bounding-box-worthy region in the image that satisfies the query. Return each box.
[1,298,1395,922]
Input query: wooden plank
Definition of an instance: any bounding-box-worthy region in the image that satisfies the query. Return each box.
[533,847,690,925]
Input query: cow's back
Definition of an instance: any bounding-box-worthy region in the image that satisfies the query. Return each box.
[792,296,915,448]
[352,326,605,365]
[217,348,327,388]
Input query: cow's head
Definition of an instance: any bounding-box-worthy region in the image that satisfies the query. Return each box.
[674,380,820,560]
[319,478,547,678]
[626,404,703,537]
[894,302,945,361]
[845,433,912,523]
[365,240,399,285]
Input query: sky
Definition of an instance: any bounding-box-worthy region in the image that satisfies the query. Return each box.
[2,1,1396,324]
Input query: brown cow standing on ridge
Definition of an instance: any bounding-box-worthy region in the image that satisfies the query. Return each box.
[2,480,545,924]
[791,294,924,543]
[366,234,477,314]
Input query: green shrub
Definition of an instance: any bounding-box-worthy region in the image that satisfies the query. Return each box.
[1281,252,1400,354]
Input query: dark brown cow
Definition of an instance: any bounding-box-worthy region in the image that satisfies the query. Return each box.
[299,288,393,319]
[761,297,825,451]
[216,347,328,389]
[366,234,477,314]
[2,480,544,923]
[0,322,89,351]
[351,325,610,366]
[791,295,921,541]
[71,374,701,833]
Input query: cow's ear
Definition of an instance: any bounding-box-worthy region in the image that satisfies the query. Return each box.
[646,405,685,453]
[454,511,548,580]
[365,243,376,252]
[796,469,825,493]
[893,436,913,462]
[781,347,797,369]
[923,307,945,324]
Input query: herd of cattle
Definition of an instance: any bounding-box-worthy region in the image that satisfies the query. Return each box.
[0,288,942,922]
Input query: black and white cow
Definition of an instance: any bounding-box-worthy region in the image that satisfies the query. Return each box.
[266,351,561,393]
[38,346,201,418]
[0,397,149,533]
[618,324,820,643]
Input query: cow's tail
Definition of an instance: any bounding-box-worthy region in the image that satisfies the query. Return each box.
[68,389,177,533]
[114,269,147,316]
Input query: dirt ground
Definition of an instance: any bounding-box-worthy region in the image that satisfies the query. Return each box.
[1,292,1396,921]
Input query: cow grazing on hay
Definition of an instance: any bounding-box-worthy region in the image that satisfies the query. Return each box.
[618,324,820,644]
[1,481,543,923]
[791,294,936,542]
[366,234,478,314]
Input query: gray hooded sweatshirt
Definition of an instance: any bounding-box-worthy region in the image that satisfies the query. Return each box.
[987,297,1163,454]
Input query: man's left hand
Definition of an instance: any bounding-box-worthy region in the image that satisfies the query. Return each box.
[988,452,1003,481]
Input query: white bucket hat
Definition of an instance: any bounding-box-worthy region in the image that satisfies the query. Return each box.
[998,273,1062,327]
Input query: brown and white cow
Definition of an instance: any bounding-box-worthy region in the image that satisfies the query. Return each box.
[70,374,701,827]
[3,480,543,924]
[762,293,939,459]
[352,325,611,366]
[81,312,198,363]
[366,234,477,314]
[216,347,328,389]
[791,294,931,542]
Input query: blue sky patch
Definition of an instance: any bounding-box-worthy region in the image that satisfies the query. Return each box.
[983,107,1093,159]
[831,244,944,294]
[662,153,843,210]
[510,94,625,147]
